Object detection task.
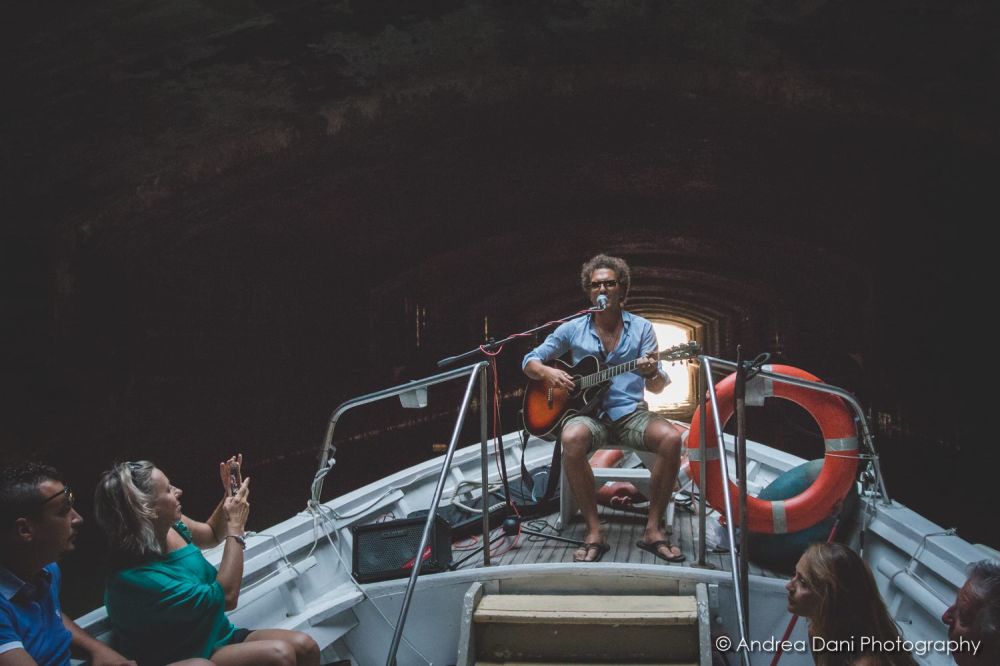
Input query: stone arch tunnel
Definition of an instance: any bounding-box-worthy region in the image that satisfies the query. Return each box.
[3,0,996,610]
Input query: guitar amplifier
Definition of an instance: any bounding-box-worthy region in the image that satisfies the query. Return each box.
[351,516,452,583]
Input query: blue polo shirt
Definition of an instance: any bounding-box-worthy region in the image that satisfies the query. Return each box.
[0,563,72,666]
[522,310,666,421]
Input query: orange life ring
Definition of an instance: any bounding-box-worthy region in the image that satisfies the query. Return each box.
[686,365,858,534]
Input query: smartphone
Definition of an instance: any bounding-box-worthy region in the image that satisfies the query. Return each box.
[229,461,242,495]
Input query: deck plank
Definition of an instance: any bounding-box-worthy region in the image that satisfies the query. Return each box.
[450,493,785,580]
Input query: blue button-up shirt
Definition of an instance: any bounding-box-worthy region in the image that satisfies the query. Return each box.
[0,563,71,666]
[522,311,667,421]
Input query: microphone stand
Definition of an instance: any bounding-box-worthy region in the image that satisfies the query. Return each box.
[435,303,604,555]
[436,303,606,369]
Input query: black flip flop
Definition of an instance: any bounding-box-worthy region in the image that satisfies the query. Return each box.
[636,539,685,563]
[573,542,611,563]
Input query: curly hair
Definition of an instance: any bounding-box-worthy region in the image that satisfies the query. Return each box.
[579,253,631,300]
[0,461,61,528]
[801,542,916,666]
[93,461,163,563]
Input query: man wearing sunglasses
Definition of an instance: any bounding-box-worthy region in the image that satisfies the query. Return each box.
[1,462,136,666]
[523,253,685,564]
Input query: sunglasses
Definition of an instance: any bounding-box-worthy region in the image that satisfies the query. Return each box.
[588,279,620,290]
[1,486,75,526]
[38,485,74,508]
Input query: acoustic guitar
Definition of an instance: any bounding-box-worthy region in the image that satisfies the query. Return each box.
[521,341,701,440]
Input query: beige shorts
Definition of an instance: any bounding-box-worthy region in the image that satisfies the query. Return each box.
[563,402,663,454]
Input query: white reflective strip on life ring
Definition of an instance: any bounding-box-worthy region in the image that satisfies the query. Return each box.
[745,368,774,407]
[687,447,720,462]
[824,437,859,452]
[772,500,788,534]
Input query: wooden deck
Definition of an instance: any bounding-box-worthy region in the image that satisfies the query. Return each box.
[453,500,787,579]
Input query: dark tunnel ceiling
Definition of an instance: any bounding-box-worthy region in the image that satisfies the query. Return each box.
[4,1,996,407]
[5,1,998,552]
[7,1,995,231]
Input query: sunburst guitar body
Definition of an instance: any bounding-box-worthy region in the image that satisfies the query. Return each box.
[521,341,700,441]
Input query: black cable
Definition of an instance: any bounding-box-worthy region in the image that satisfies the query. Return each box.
[522,518,562,541]
[448,531,507,570]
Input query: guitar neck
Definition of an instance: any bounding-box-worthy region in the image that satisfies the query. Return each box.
[578,358,644,389]
[574,343,698,390]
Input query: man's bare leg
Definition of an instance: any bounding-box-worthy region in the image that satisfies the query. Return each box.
[641,418,684,560]
[560,423,604,560]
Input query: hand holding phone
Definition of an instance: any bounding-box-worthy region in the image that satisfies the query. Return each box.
[220,454,244,496]
[229,462,241,495]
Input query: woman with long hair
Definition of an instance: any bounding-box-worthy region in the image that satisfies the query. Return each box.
[93,458,320,666]
[786,542,916,666]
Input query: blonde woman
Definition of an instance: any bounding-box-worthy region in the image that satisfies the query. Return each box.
[94,459,319,666]
[786,542,917,666]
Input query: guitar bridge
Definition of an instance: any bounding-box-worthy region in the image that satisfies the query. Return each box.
[547,387,553,408]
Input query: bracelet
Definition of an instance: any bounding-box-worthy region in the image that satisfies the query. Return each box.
[226,534,246,549]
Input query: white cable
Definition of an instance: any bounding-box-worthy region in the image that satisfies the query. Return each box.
[447,479,504,514]
[307,501,432,664]
[314,487,399,521]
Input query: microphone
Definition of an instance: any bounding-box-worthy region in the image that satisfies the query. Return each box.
[594,294,609,311]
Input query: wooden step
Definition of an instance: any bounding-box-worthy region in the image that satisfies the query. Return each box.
[473,595,699,663]
[475,594,697,624]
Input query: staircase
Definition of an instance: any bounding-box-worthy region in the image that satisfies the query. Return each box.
[456,584,712,665]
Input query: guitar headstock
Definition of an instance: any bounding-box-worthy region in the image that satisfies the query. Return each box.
[658,341,701,362]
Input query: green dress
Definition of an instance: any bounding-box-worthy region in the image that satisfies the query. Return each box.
[105,522,236,665]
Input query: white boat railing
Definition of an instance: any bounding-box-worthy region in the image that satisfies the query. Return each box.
[312,361,492,666]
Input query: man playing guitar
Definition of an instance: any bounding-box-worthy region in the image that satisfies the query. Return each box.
[522,253,685,563]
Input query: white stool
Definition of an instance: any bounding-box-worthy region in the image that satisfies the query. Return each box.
[557,449,675,531]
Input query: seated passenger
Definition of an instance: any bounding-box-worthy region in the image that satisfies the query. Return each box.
[787,542,916,666]
[93,459,319,666]
[942,559,1000,665]
[1,461,142,666]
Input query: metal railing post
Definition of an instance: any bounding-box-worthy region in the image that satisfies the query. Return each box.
[702,357,752,666]
[734,354,750,631]
[386,362,487,665]
[696,361,711,568]
[479,364,491,566]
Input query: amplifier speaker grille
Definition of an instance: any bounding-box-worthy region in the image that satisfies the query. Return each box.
[351,515,452,583]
